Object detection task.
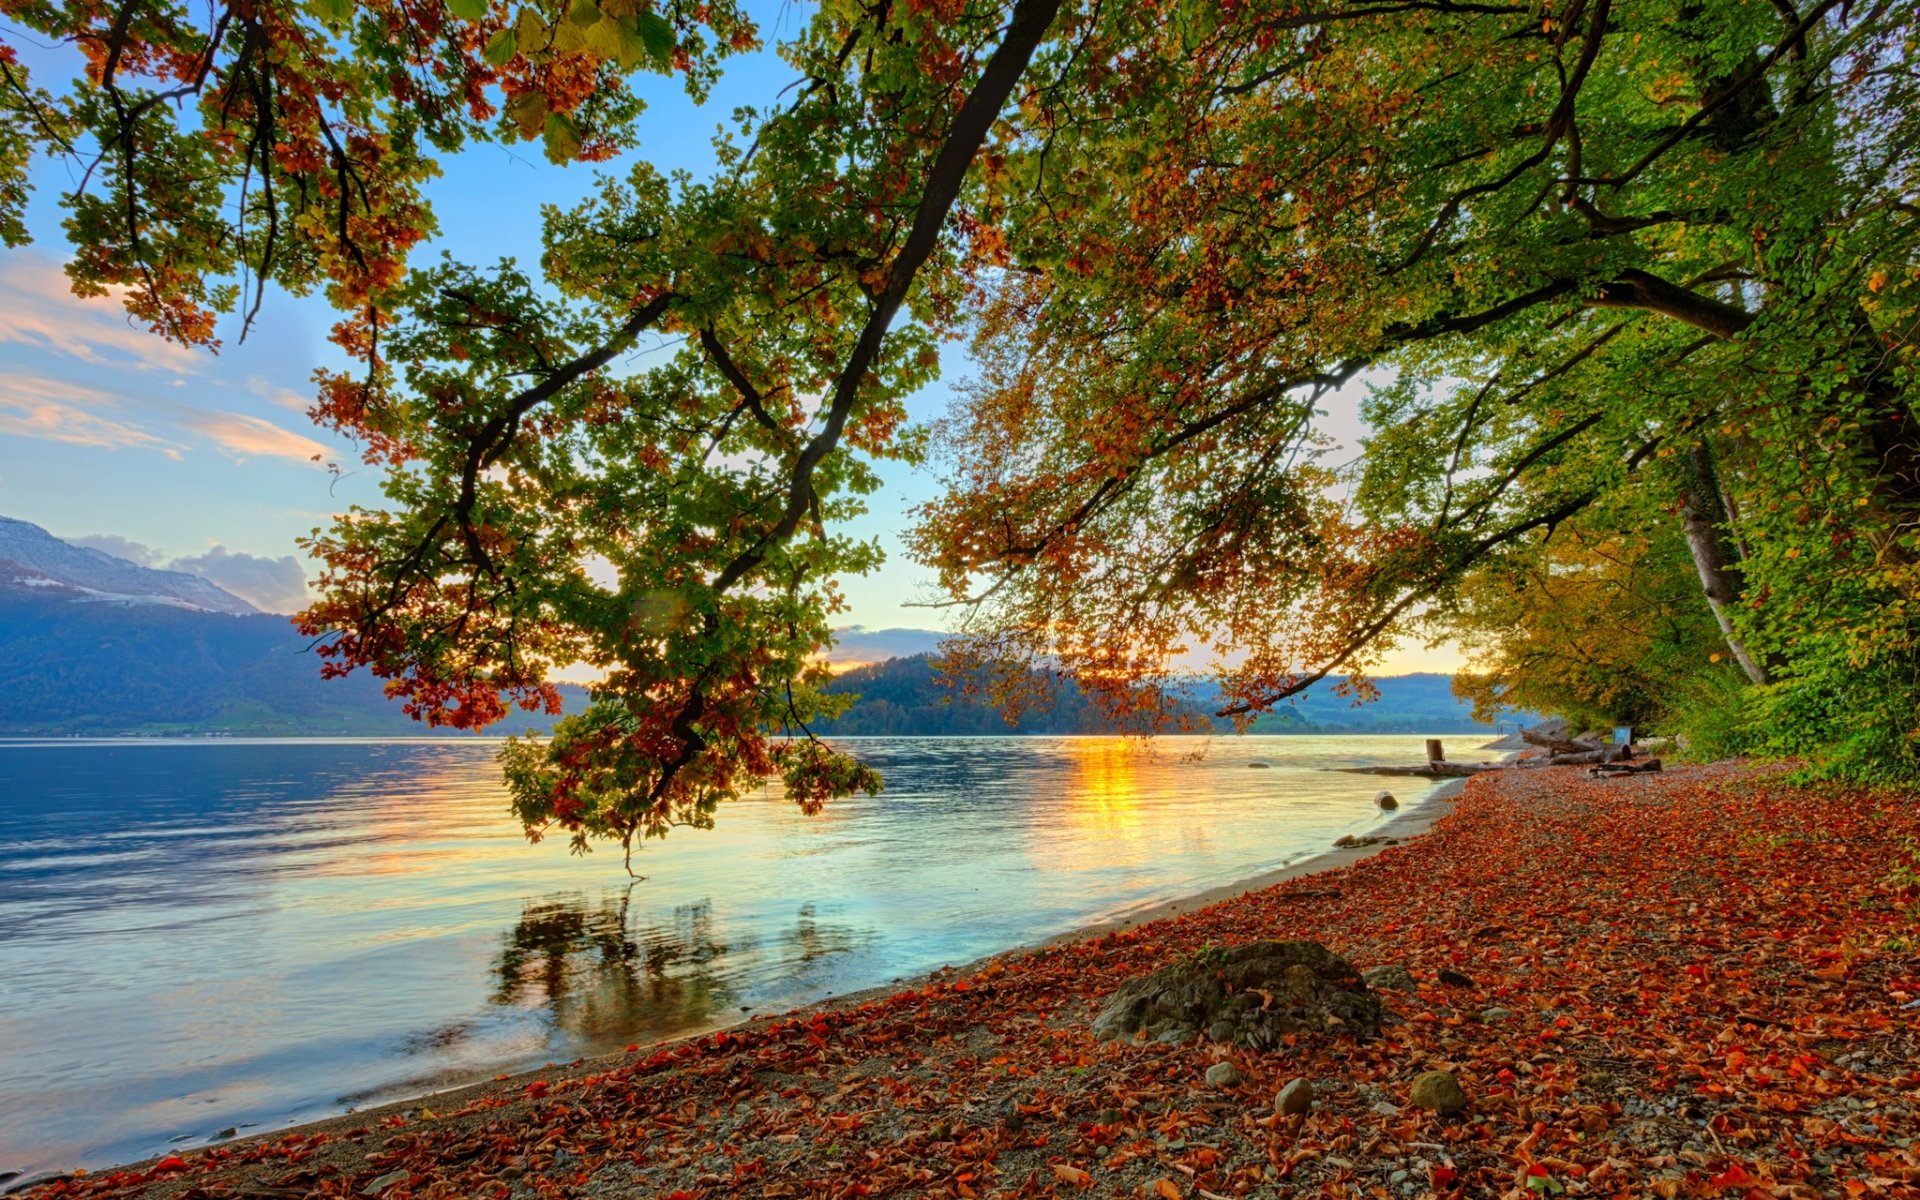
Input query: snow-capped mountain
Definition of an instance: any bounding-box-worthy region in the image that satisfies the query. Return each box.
[0,517,258,615]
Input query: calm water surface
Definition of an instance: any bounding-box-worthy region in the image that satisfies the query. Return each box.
[0,735,1454,1176]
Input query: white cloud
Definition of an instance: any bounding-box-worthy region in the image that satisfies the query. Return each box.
[64,534,315,613]
[824,626,948,665]
[68,534,165,567]
[247,375,314,413]
[168,546,312,614]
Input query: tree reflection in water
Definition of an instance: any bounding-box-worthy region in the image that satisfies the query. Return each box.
[489,890,866,1048]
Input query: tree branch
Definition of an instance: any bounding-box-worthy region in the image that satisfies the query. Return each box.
[1586,268,1753,339]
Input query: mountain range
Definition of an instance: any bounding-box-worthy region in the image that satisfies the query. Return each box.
[0,516,258,615]
[0,518,1515,737]
[0,517,572,736]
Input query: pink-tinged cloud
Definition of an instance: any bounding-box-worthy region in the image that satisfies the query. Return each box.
[0,374,183,456]
[0,256,203,374]
[176,410,332,463]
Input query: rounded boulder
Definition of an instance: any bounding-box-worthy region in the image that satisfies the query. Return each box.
[1410,1070,1467,1114]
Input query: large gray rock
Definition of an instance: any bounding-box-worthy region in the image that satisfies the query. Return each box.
[1091,941,1384,1049]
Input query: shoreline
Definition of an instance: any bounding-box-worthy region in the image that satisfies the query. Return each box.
[5,777,1463,1191]
[24,762,1914,1199]
[1025,775,1463,944]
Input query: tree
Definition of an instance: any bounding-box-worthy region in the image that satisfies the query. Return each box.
[3,0,1063,864]
[910,0,1920,768]
[5,0,1919,863]
[1443,500,1732,733]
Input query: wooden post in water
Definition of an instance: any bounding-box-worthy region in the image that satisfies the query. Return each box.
[1426,739,1445,764]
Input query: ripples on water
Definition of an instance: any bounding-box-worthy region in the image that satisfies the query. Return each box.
[0,734,1453,1176]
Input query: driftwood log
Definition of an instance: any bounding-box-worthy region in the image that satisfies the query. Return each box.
[1544,743,1632,767]
[1337,762,1501,778]
[1520,727,1605,756]
[1590,758,1662,777]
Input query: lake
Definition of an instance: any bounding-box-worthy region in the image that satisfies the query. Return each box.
[0,734,1459,1178]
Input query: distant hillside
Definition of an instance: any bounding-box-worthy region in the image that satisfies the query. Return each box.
[816,654,1521,736]
[0,516,257,614]
[0,518,584,736]
[0,519,1515,738]
[0,586,585,736]
[816,655,1137,735]
[1239,672,1527,734]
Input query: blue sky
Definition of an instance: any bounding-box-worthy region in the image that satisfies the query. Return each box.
[0,5,1462,673]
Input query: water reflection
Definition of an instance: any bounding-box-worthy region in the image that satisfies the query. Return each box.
[0,735,1440,1176]
[486,891,867,1050]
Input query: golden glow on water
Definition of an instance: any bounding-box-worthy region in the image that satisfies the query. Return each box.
[0,734,1449,1176]
[1057,737,1149,845]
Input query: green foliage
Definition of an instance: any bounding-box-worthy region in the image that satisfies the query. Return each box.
[0,0,749,341]
[1661,667,1761,768]
[1443,508,1730,733]
[1742,643,1920,786]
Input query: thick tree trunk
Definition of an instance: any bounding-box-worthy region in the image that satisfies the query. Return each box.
[1678,443,1770,685]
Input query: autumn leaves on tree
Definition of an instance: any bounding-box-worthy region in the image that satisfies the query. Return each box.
[3,0,1917,858]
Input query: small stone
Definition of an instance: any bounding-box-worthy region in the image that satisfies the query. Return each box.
[1479,1006,1516,1022]
[1389,1169,1410,1185]
[1363,964,1416,992]
[1275,1078,1314,1116]
[361,1169,410,1196]
[1205,1061,1243,1089]
[1410,1070,1468,1114]
[1371,1100,1402,1117]
[1437,968,1475,987]
[1207,1019,1237,1042]
[213,1127,237,1141]
[1376,790,1398,810]
[1248,760,1273,769]
[1581,1070,1616,1090]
